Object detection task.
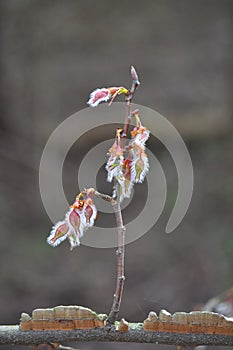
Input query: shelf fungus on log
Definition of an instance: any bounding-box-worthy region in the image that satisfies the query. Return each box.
[116,318,129,332]
[20,306,107,331]
[143,309,233,335]
[19,306,233,336]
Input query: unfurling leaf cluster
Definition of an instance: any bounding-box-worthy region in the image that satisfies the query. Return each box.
[47,188,97,250]
[47,67,150,250]
[106,110,149,202]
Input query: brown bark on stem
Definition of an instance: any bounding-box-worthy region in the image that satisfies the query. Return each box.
[106,183,126,326]
[107,66,140,326]
[123,68,140,137]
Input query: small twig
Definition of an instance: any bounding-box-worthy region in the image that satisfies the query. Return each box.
[53,344,79,350]
[35,344,79,350]
[59,347,78,350]
[93,189,115,203]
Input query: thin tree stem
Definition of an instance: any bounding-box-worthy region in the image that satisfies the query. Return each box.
[123,99,132,137]
[123,66,140,137]
[107,67,140,326]
[106,183,125,326]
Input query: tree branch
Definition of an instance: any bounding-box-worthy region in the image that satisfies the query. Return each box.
[0,325,233,346]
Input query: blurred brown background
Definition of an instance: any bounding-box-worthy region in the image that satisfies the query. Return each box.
[0,1,232,349]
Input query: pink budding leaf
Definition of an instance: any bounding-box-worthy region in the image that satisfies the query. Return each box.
[87,87,129,107]
[47,190,97,250]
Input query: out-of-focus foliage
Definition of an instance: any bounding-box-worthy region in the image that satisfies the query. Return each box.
[0,1,232,349]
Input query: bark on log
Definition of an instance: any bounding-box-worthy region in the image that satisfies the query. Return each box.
[0,325,233,346]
